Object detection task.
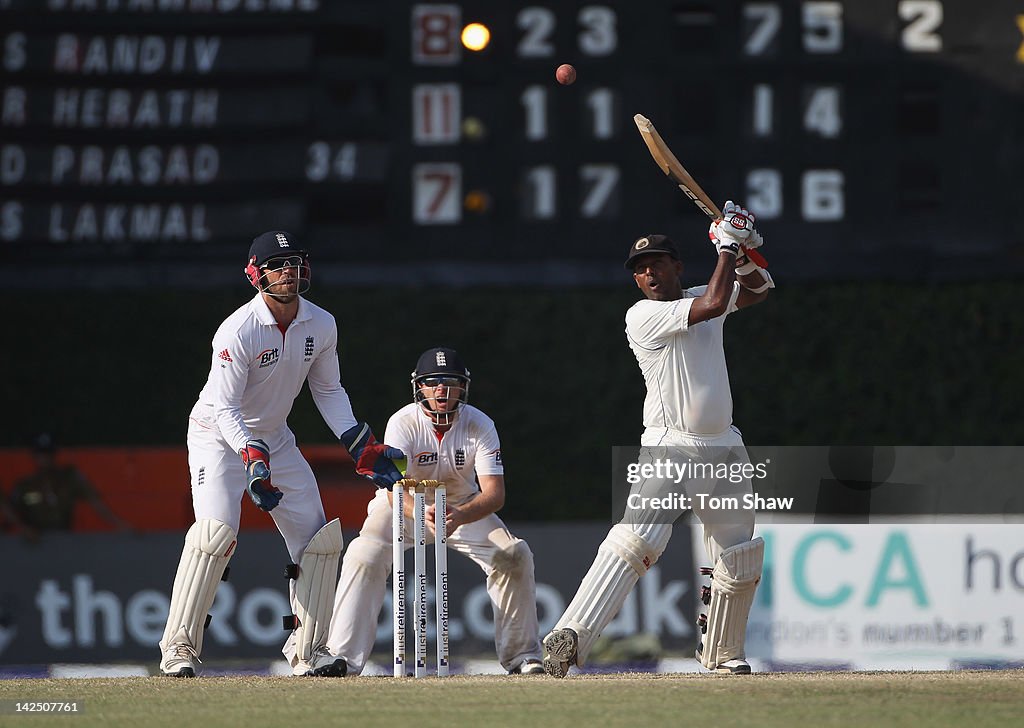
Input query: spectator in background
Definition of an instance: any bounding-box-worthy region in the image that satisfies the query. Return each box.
[3,433,131,540]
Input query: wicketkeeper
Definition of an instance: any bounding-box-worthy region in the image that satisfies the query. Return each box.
[321,347,544,676]
[158,231,405,678]
[543,202,775,676]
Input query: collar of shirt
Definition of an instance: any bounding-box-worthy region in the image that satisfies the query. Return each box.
[251,293,313,327]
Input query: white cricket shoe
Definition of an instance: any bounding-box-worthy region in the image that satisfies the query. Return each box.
[695,644,751,674]
[160,643,199,678]
[509,658,545,675]
[714,658,751,675]
[295,646,348,677]
[542,628,578,679]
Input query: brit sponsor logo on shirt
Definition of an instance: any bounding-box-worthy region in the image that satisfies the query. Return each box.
[494,449,502,465]
[415,451,438,465]
[258,348,279,368]
[304,336,314,361]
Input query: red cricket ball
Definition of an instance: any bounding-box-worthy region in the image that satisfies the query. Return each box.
[555,64,577,85]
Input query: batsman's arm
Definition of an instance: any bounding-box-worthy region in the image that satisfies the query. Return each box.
[688,253,738,325]
[734,258,775,309]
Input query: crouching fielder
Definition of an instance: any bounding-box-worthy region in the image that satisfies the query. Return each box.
[322,347,544,676]
[543,204,774,677]
[158,231,405,678]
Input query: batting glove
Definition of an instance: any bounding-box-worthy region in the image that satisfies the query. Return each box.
[709,200,755,256]
[340,422,407,489]
[241,438,283,512]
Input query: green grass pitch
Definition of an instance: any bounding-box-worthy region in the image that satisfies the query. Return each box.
[1,671,1022,727]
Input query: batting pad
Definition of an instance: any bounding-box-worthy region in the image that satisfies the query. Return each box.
[699,537,764,669]
[560,524,668,666]
[291,519,344,665]
[160,519,237,656]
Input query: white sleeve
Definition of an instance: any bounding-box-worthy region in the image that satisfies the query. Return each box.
[625,298,693,347]
[474,417,503,476]
[209,327,255,454]
[383,412,413,458]
[307,318,358,438]
[689,283,741,316]
[726,281,741,315]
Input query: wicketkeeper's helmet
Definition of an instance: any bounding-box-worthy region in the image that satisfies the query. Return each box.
[411,347,471,426]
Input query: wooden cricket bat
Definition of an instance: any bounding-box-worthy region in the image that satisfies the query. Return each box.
[634,113,768,268]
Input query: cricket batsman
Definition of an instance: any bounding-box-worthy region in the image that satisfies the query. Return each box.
[543,202,774,676]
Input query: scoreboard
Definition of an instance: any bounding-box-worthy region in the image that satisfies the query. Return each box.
[2,1,1022,284]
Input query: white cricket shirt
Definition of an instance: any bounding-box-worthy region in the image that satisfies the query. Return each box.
[625,282,741,435]
[190,293,358,453]
[384,403,503,504]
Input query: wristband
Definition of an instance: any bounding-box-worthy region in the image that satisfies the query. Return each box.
[741,269,775,293]
[735,259,758,276]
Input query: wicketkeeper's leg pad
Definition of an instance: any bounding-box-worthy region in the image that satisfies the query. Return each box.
[286,518,344,666]
[558,523,670,667]
[160,519,237,658]
[698,537,764,669]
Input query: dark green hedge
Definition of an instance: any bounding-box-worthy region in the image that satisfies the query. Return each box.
[11,281,1021,519]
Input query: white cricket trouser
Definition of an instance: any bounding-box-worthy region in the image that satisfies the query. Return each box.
[638,425,756,564]
[326,489,542,673]
[187,418,327,564]
[186,418,331,664]
[553,425,755,666]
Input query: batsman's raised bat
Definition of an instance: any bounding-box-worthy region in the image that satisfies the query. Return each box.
[633,113,768,268]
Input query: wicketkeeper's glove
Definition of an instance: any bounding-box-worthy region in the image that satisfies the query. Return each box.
[340,422,407,489]
[241,438,283,511]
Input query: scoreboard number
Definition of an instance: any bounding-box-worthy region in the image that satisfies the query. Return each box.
[802,170,844,221]
[412,4,461,65]
[516,7,556,57]
[898,1,944,52]
[746,169,845,221]
[522,165,556,220]
[802,86,843,139]
[520,85,548,140]
[746,169,783,220]
[306,142,355,182]
[577,6,617,56]
[413,84,461,145]
[802,2,843,54]
[413,163,461,224]
[742,4,782,57]
[517,5,617,58]
[586,88,616,139]
[579,164,620,218]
